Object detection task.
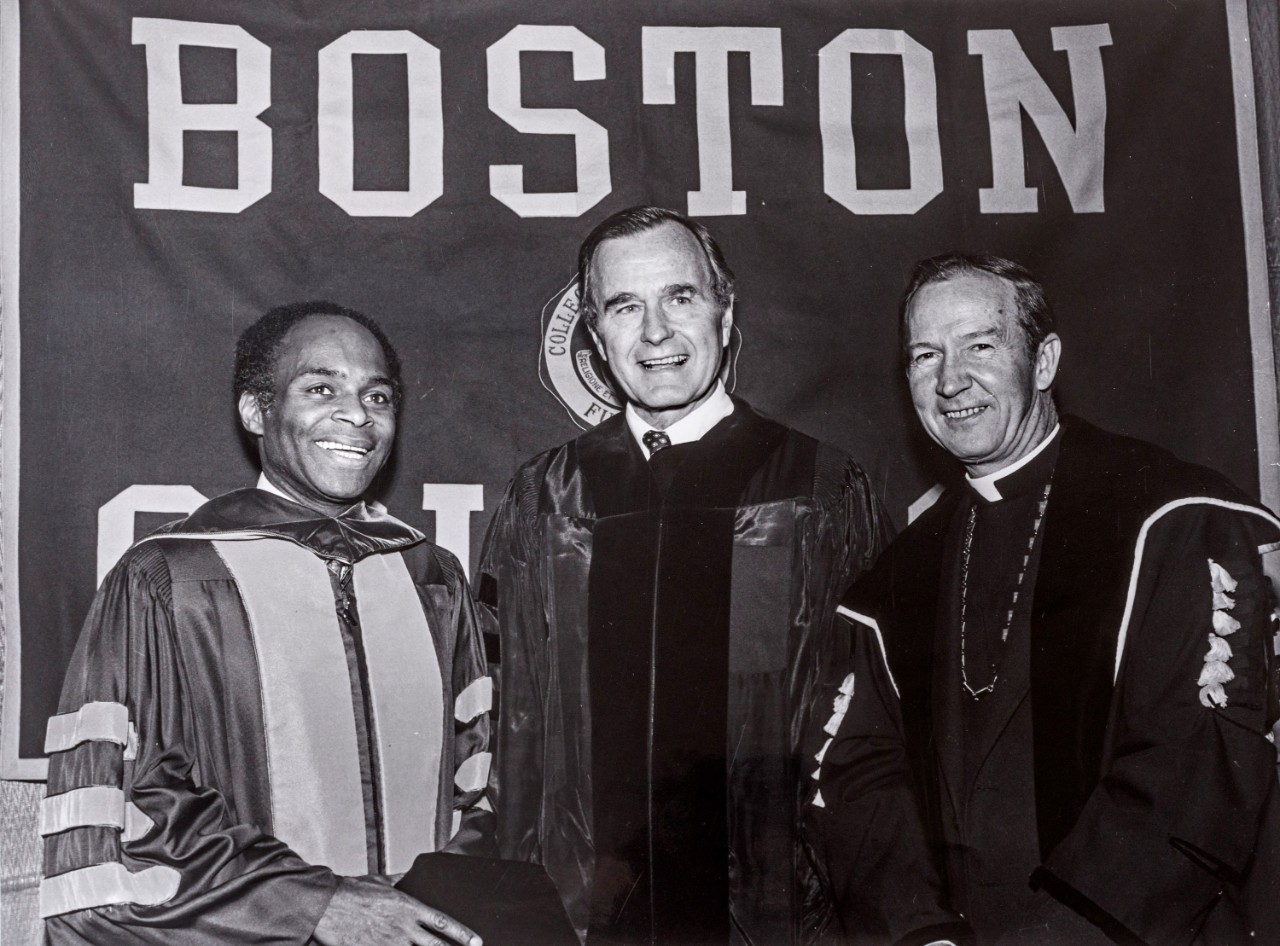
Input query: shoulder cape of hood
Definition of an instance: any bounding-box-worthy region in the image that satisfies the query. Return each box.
[144,488,424,565]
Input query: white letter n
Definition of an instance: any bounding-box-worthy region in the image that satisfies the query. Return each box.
[969,24,1113,213]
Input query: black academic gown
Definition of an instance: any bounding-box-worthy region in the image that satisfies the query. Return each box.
[478,399,890,945]
[42,489,493,946]
[810,417,1280,946]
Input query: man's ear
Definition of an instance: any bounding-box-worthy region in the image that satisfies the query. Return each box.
[720,299,734,348]
[1034,333,1062,391]
[238,391,266,437]
[587,320,606,362]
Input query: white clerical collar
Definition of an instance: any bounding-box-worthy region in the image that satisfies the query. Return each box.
[255,472,382,514]
[965,423,1061,502]
[626,380,735,460]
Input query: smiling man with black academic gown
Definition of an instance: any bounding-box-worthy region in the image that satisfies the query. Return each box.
[478,206,890,945]
[809,254,1280,946]
[41,302,492,946]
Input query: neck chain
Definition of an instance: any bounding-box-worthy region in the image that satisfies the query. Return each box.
[959,478,1053,700]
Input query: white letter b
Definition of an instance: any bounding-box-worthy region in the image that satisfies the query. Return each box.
[132,18,272,214]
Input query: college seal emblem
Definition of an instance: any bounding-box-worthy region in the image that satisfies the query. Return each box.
[539,279,622,429]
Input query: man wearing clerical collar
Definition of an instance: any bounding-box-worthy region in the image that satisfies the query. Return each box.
[41,302,491,946]
[809,253,1280,946]
[477,206,890,944]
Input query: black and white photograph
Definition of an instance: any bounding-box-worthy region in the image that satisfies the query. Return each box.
[1,1,1279,943]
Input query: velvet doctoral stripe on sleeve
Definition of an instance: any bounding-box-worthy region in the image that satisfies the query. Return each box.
[42,539,338,946]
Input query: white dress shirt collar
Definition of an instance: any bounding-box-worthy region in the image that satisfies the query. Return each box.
[256,472,294,501]
[254,472,382,514]
[965,423,1061,502]
[625,380,735,459]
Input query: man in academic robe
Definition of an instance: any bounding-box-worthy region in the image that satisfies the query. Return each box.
[808,254,1280,946]
[477,206,890,945]
[41,302,492,946]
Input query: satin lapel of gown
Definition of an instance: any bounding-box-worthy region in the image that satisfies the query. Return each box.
[573,416,652,517]
[660,404,787,508]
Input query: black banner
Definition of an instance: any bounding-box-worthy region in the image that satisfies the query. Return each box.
[2,0,1274,775]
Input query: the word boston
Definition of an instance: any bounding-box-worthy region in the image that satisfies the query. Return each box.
[132,17,1112,218]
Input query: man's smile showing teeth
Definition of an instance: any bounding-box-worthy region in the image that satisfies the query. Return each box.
[943,406,987,419]
[316,440,371,458]
[639,354,688,370]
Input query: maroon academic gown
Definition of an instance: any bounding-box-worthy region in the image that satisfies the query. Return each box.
[41,489,493,946]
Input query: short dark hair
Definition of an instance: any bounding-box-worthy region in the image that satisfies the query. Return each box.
[900,253,1056,362]
[576,206,736,327]
[234,301,403,411]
